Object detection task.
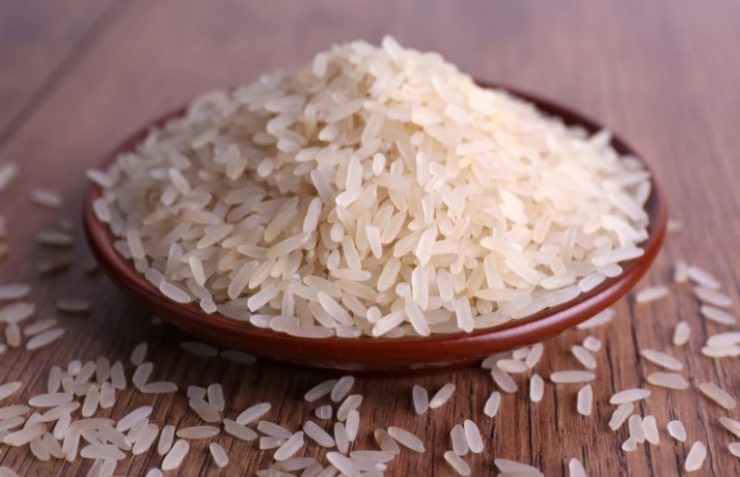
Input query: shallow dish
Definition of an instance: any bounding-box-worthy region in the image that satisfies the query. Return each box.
[83,81,667,373]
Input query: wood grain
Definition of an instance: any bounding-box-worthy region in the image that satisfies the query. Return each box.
[0,0,738,475]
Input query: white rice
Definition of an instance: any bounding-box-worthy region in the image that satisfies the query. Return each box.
[490,369,518,393]
[336,394,362,421]
[483,391,502,418]
[273,431,304,461]
[700,306,736,326]
[429,383,456,409]
[207,383,225,412]
[673,321,690,346]
[257,421,292,440]
[720,417,740,438]
[176,425,220,439]
[582,336,602,353]
[667,420,686,442]
[646,372,689,390]
[686,265,720,290]
[550,371,595,384]
[640,349,683,371]
[635,286,669,304]
[303,420,335,448]
[525,343,545,368]
[728,442,740,458]
[494,458,543,475]
[412,385,429,415]
[608,403,634,431]
[609,388,650,404]
[139,381,178,394]
[444,450,471,476]
[0,382,22,400]
[693,287,732,308]
[330,376,355,403]
[450,424,469,456]
[529,374,544,403]
[236,402,271,426]
[161,439,190,471]
[314,405,332,420]
[28,393,72,408]
[622,436,637,453]
[463,419,483,454]
[576,309,615,329]
[189,397,220,423]
[628,414,645,443]
[98,38,650,338]
[209,442,229,468]
[157,425,175,455]
[116,406,152,432]
[577,385,593,416]
[568,458,587,477]
[0,284,31,301]
[374,428,401,454]
[684,441,707,472]
[387,426,425,452]
[30,189,63,209]
[571,345,597,370]
[697,382,735,410]
[642,415,659,445]
[334,421,349,454]
[223,419,258,441]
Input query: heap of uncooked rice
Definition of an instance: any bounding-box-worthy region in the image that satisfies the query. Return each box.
[93,36,651,338]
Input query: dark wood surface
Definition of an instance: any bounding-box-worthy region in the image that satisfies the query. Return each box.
[0,1,738,475]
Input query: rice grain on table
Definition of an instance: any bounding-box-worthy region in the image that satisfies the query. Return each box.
[326,451,361,477]
[176,425,220,440]
[646,371,689,390]
[303,420,335,448]
[577,385,593,416]
[582,336,602,352]
[529,374,544,403]
[116,406,152,432]
[609,388,650,404]
[444,450,471,476]
[609,403,634,431]
[622,437,637,453]
[569,457,587,477]
[667,420,687,442]
[0,382,22,400]
[491,368,518,393]
[576,308,615,329]
[450,424,469,456]
[550,371,595,384]
[207,383,225,412]
[0,284,30,301]
[209,442,229,468]
[673,321,691,346]
[334,421,349,454]
[330,376,354,403]
[463,419,483,454]
[483,391,502,418]
[30,189,63,209]
[257,421,292,440]
[26,327,65,351]
[693,287,732,308]
[640,349,683,371]
[273,431,304,461]
[697,382,735,410]
[161,439,190,471]
[571,345,597,370]
[525,343,545,368]
[628,414,645,443]
[720,417,740,438]
[700,306,736,326]
[388,426,425,452]
[635,286,669,304]
[411,385,429,415]
[374,428,401,454]
[686,265,720,289]
[429,383,456,409]
[684,441,707,472]
[180,341,219,358]
[494,458,543,475]
[642,415,659,445]
[223,419,258,441]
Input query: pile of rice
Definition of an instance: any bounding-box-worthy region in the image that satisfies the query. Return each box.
[92,36,650,338]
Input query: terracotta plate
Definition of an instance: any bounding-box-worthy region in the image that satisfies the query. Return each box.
[83,81,667,374]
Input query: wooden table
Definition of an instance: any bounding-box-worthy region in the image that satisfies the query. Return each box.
[1,1,738,475]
